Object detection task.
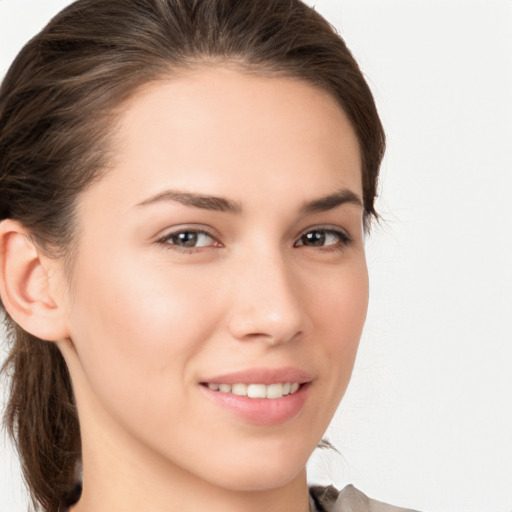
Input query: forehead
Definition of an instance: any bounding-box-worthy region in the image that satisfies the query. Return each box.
[87,66,362,213]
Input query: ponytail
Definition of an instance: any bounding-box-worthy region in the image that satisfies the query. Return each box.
[2,325,80,511]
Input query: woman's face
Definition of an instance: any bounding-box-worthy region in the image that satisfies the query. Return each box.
[58,67,368,491]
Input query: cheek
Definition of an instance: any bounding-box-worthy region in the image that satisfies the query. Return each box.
[305,257,369,396]
[66,247,223,415]
[309,257,369,345]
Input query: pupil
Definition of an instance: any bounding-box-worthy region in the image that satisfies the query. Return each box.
[176,232,197,247]
[303,231,325,246]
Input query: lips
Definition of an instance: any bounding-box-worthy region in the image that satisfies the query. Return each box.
[201,367,313,386]
[200,367,312,425]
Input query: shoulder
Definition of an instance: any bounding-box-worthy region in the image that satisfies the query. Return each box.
[309,484,421,512]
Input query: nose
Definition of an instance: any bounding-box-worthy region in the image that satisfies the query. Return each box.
[226,249,306,346]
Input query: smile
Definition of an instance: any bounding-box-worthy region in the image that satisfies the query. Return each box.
[205,382,301,399]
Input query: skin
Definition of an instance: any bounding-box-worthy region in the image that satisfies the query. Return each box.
[1,66,368,512]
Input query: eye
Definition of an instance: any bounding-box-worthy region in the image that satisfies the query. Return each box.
[294,228,352,250]
[157,229,219,250]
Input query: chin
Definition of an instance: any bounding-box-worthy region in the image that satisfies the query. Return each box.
[212,464,305,493]
[193,442,311,492]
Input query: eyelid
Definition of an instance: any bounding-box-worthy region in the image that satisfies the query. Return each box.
[294,225,353,248]
[155,225,222,249]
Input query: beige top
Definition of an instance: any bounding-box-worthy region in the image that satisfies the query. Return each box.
[310,485,420,512]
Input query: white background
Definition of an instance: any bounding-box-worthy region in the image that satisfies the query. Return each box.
[1,1,511,511]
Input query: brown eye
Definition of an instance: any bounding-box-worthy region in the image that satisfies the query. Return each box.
[295,229,351,249]
[162,230,216,248]
[299,231,327,247]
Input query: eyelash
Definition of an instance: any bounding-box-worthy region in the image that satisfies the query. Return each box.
[156,226,353,254]
[156,229,219,253]
[294,228,353,252]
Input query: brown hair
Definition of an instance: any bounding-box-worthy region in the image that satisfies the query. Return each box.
[0,0,385,510]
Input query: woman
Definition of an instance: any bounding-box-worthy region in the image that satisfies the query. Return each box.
[0,1,417,511]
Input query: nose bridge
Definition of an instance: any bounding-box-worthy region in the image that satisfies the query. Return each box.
[227,242,305,344]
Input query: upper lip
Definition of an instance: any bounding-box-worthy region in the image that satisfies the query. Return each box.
[201,367,313,385]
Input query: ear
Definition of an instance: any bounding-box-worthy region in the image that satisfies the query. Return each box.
[0,219,70,341]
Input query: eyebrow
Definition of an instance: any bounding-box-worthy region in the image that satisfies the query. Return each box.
[135,187,362,215]
[135,189,242,214]
[299,188,363,214]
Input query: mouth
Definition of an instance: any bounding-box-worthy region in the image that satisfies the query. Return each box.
[199,367,312,425]
[201,382,302,399]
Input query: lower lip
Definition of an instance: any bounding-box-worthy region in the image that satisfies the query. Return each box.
[200,384,309,425]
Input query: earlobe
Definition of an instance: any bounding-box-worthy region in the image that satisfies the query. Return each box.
[0,219,70,341]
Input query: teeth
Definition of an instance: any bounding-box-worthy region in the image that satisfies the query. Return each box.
[232,383,247,396]
[207,382,301,399]
[266,383,284,399]
[247,383,267,398]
